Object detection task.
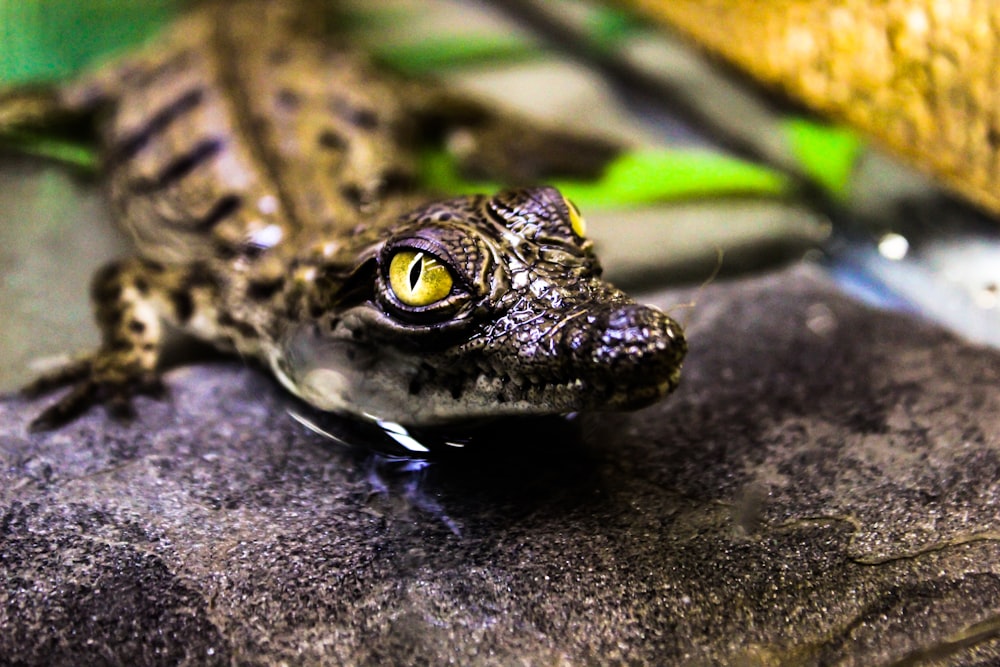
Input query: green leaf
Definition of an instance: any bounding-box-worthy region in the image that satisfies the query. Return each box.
[375,36,542,75]
[586,7,643,55]
[781,118,865,199]
[0,0,178,85]
[0,131,97,170]
[420,148,790,210]
[556,150,790,208]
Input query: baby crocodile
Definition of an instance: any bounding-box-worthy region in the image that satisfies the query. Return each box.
[2,0,686,431]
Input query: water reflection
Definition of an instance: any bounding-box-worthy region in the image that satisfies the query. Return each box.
[826,195,1000,347]
[289,407,582,461]
[286,404,614,540]
[287,403,606,511]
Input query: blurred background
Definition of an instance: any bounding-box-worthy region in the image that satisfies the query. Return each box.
[2,0,1000,392]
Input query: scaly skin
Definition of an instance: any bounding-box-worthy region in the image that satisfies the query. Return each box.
[622,0,1000,217]
[4,0,686,430]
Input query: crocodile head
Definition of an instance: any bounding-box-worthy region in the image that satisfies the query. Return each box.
[280,186,686,426]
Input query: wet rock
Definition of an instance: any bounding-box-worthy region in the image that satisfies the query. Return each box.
[3,265,999,665]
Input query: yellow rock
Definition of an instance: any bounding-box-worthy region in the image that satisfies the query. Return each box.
[622,0,1000,216]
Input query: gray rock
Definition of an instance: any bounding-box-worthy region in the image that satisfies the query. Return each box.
[3,265,1000,666]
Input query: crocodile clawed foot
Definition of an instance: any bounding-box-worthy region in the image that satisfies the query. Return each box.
[24,353,164,432]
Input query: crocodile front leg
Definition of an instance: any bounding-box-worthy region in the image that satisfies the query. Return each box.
[24,258,204,431]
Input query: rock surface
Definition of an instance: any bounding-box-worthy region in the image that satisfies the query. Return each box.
[3,265,1000,666]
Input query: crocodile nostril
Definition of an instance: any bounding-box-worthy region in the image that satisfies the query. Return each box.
[607,303,680,342]
[559,303,686,378]
[593,303,686,374]
[607,304,658,340]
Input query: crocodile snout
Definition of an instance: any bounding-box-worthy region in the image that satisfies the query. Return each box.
[561,303,687,407]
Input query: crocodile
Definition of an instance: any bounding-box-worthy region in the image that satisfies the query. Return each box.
[1,0,686,431]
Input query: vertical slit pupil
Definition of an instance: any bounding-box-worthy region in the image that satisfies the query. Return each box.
[408,254,423,291]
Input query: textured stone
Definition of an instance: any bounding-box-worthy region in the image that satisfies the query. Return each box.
[3,265,1000,665]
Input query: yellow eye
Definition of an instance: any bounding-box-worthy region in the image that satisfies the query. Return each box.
[564,197,586,238]
[388,249,454,306]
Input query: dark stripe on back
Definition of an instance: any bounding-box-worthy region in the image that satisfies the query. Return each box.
[192,194,242,231]
[112,88,205,162]
[119,50,194,89]
[132,137,224,192]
